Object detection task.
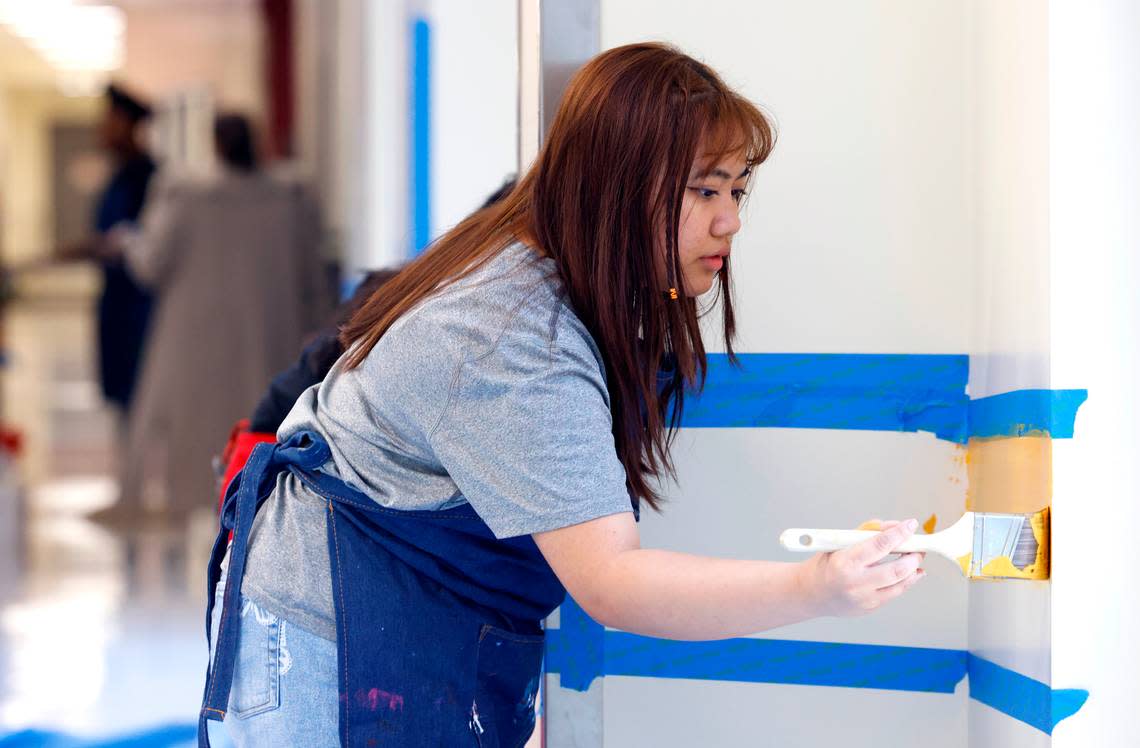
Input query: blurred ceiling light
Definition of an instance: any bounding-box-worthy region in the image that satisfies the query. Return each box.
[0,0,125,95]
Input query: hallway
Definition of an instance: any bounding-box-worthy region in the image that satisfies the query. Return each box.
[0,275,218,746]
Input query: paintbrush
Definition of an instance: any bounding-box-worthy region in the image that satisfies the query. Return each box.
[778,508,1050,580]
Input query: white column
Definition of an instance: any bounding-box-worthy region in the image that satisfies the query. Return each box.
[522,3,602,745]
[360,0,410,271]
[1049,1,1140,745]
[964,1,1052,744]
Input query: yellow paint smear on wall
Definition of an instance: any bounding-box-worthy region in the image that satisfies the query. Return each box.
[965,435,1052,514]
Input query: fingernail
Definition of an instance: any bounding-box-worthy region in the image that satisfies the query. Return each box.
[905,519,918,532]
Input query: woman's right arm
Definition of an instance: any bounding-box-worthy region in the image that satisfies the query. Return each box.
[533,512,925,641]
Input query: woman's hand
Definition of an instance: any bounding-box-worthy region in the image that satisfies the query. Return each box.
[796,518,926,617]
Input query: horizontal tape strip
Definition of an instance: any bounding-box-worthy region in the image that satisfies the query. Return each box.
[967,653,1089,735]
[549,599,1086,734]
[967,389,1088,439]
[0,722,197,747]
[682,354,970,441]
[545,629,965,693]
[682,353,1086,443]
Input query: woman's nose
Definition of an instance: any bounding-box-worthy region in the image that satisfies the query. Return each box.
[713,203,742,238]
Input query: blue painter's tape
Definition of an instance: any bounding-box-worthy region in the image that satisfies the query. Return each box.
[682,354,971,441]
[339,274,362,303]
[546,601,1089,733]
[967,653,1089,734]
[681,353,1087,443]
[409,17,431,257]
[546,628,966,694]
[968,389,1089,440]
[0,722,197,747]
[548,596,604,691]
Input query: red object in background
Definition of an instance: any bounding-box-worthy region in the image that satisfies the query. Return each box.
[0,427,22,457]
[217,419,276,514]
[261,0,294,158]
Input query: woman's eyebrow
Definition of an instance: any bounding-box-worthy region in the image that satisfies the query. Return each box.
[692,166,753,181]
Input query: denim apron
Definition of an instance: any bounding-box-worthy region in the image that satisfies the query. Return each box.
[198,431,566,747]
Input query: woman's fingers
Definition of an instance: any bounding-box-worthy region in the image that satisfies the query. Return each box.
[844,519,918,567]
[873,568,926,609]
[867,552,924,590]
[812,518,928,617]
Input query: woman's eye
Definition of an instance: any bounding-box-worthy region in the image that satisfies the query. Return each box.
[687,187,718,199]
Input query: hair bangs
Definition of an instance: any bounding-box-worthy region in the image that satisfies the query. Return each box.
[695,93,777,175]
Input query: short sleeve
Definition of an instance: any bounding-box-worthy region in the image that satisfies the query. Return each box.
[428,304,633,538]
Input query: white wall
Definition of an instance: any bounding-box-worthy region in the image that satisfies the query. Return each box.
[581,1,976,745]
[429,0,518,239]
[355,0,409,272]
[1049,1,1140,745]
[601,0,975,356]
[966,0,1051,398]
[963,3,1052,747]
[344,0,517,273]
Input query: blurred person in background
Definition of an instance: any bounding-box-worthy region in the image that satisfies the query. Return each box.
[92,113,332,524]
[214,177,516,503]
[57,83,158,412]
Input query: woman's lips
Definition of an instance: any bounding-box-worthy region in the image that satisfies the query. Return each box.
[700,255,724,271]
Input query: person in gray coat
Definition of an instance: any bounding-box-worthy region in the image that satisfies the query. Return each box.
[93,114,333,523]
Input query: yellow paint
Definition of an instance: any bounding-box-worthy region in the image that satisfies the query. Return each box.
[957,553,971,576]
[856,515,936,533]
[966,435,1053,514]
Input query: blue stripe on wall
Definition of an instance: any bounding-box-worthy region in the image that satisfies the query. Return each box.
[0,723,197,748]
[967,654,1090,736]
[409,16,431,256]
[546,628,966,694]
[547,599,1088,734]
[681,353,970,440]
[967,389,1088,440]
[682,353,1087,443]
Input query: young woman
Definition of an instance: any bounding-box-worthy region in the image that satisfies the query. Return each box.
[200,42,925,747]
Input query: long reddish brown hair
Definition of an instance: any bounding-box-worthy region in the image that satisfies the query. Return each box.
[341,43,775,510]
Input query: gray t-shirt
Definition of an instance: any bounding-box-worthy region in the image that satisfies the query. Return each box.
[242,242,634,639]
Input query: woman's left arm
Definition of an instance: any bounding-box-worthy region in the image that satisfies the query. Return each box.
[534,511,922,641]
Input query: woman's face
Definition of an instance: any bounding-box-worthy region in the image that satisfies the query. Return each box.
[673,153,749,296]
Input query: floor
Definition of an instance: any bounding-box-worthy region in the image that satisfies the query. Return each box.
[0,284,222,747]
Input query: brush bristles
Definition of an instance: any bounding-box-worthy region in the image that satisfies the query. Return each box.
[1011,521,1039,569]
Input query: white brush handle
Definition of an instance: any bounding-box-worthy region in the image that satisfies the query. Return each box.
[780,528,927,553]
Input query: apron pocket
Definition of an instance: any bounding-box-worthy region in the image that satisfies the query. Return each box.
[230,598,283,719]
[472,625,544,748]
